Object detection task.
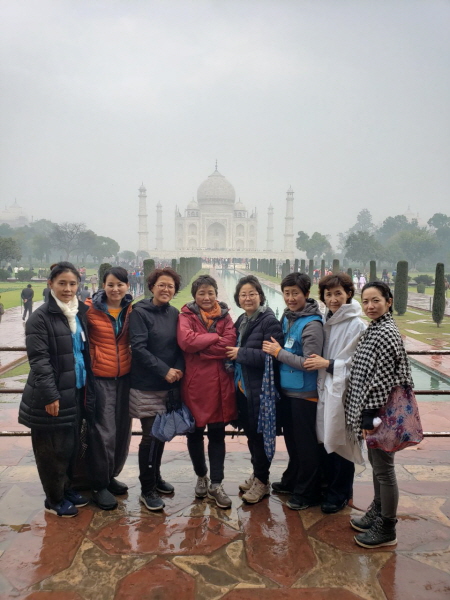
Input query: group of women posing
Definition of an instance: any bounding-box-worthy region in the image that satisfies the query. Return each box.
[19,262,412,550]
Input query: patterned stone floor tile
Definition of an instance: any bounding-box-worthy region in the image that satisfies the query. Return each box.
[308,513,376,554]
[396,515,450,552]
[223,589,365,599]
[176,497,241,530]
[238,497,316,586]
[403,464,450,481]
[115,557,196,599]
[0,484,42,527]
[38,538,151,600]
[379,554,450,598]
[173,540,274,600]
[91,515,239,556]
[398,480,450,497]
[0,466,40,484]
[293,538,390,600]
[406,547,450,577]
[397,495,450,526]
[13,593,85,600]
[298,505,328,530]
[0,509,93,591]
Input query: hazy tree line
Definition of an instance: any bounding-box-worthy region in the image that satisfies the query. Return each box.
[0,220,128,266]
[297,209,450,269]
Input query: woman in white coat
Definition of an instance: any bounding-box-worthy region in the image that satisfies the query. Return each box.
[304,272,366,514]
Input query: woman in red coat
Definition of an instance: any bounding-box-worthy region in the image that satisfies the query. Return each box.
[177,274,237,509]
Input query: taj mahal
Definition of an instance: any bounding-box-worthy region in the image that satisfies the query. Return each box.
[137,164,295,260]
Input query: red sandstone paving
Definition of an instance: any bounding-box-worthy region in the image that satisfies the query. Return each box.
[223,589,365,600]
[0,510,93,591]
[379,554,450,599]
[3,593,85,600]
[90,515,239,556]
[238,498,316,586]
[115,557,196,600]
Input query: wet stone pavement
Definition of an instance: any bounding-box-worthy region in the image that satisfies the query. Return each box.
[0,431,450,600]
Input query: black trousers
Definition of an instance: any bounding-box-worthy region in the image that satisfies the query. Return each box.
[187,425,226,484]
[138,416,165,495]
[87,375,132,490]
[237,388,270,484]
[31,426,77,505]
[321,449,355,504]
[281,395,322,502]
[23,301,33,320]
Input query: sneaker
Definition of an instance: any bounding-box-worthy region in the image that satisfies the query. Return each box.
[156,479,175,495]
[92,488,118,510]
[354,516,397,549]
[271,481,294,494]
[45,498,78,518]
[286,495,319,511]
[107,478,128,495]
[239,473,255,493]
[207,483,232,509]
[64,489,89,507]
[195,475,210,498]
[350,501,381,532]
[242,478,270,504]
[321,499,348,514]
[140,491,165,511]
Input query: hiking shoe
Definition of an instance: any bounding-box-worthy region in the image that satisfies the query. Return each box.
[286,495,319,511]
[107,478,128,495]
[242,478,270,504]
[156,478,174,494]
[64,489,89,507]
[92,488,118,510]
[239,473,255,493]
[271,481,294,494]
[195,475,210,498]
[354,516,397,548]
[45,498,78,518]
[140,491,165,511]
[321,499,347,514]
[350,501,381,532]
[207,483,232,509]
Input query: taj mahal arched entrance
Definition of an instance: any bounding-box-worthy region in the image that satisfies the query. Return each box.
[206,222,226,249]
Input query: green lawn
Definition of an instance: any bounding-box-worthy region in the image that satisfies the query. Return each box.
[0,281,47,310]
[0,361,30,379]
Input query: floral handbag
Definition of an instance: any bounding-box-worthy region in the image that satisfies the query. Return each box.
[365,385,424,452]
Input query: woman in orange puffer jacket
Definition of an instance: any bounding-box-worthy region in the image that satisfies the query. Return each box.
[85,266,133,511]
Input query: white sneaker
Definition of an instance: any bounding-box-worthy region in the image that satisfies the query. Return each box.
[242,477,270,504]
[239,473,255,493]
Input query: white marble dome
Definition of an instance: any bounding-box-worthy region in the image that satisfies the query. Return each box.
[197,168,236,206]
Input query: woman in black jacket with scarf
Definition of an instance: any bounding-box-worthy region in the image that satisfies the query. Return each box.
[19,262,93,518]
[226,275,283,504]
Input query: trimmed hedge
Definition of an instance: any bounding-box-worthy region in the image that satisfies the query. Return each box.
[432,263,446,327]
[394,261,408,316]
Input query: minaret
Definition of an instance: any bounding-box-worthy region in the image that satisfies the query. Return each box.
[284,186,294,254]
[266,204,274,251]
[138,183,149,253]
[156,201,163,250]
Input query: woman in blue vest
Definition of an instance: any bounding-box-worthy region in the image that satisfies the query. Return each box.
[263,272,324,510]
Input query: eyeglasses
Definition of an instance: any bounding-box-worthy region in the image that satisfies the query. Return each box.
[239,293,259,299]
[155,284,175,290]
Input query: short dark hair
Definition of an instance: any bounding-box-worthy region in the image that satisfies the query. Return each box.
[103,266,129,284]
[318,272,354,303]
[147,267,181,293]
[234,275,266,307]
[281,272,311,295]
[191,274,218,297]
[361,281,394,312]
[48,262,80,282]
[27,284,32,288]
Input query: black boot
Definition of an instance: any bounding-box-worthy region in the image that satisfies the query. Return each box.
[350,501,381,532]
[154,441,174,494]
[138,439,165,511]
[354,516,397,548]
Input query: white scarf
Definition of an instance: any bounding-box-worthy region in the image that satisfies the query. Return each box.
[51,289,79,333]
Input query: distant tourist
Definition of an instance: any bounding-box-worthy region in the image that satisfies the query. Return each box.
[345,281,413,548]
[78,285,91,302]
[42,284,51,303]
[85,267,133,511]
[18,262,93,517]
[177,274,237,509]
[21,284,34,321]
[129,267,183,511]
[89,273,99,293]
[226,275,283,504]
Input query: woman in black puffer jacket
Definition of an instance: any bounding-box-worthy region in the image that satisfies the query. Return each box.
[19,262,93,518]
[226,275,284,504]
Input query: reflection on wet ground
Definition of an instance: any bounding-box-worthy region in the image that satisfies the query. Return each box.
[1,435,450,600]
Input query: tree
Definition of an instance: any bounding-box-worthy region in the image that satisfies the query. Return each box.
[376,215,417,244]
[98,263,112,290]
[296,231,331,260]
[395,229,437,268]
[0,223,13,237]
[92,236,120,262]
[119,250,136,263]
[428,213,450,230]
[347,209,375,235]
[432,263,446,327]
[0,237,22,264]
[394,261,408,316]
[76,229,98,262]
[344,231,382,267]
[30,234,51,263]
[52,222,86,260]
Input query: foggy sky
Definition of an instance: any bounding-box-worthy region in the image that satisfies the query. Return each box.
[1,0,449,254]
